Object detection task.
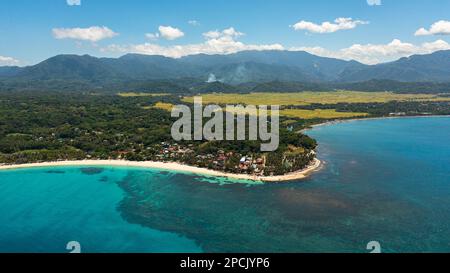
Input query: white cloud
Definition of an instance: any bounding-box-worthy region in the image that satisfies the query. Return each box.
[223,27,244,37]
[414,28,430,36]
[102,27,283,58]
[0,55,20,66]
[291,17,368,34]
[53,26,118,42]
[158,26,184,40]
[66,0,81,6]
[145,33,160,41]
[367,0,381,6]
[202,30,221,39]
[203,27,244,39]
[188,20,200,26]
[292,39,450,64]
[415,20,450,36]
[422,39,450,51]
[145,26,184,41]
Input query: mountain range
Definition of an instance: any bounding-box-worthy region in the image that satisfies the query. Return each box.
[1,50,450,92]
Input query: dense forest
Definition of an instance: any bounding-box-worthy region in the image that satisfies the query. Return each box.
[0,91,317,176]
[3,78,450,94]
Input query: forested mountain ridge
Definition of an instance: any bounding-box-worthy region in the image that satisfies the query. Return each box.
[1,50,450,92]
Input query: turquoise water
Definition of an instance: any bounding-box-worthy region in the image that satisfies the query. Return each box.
[0,167,201,253]
[0,117,449,252]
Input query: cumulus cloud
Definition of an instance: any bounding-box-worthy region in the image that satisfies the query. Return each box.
[291,17,368,34]
[53,26,118,42]
[367,0,381,6]
[102,27,283,58]
[0,55,20,66]
[415,20,450,36]
[66,0,81,6]
[292,39,450,64]
[158,26,184,40]
[203,27,244,39]
[146,26,184,41]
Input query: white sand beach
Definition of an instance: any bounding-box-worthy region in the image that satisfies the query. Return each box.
[0,158,321,182]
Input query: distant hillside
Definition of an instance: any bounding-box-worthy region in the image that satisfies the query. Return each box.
[339,50,450,83]
[0,66,22,77]
[17,55,121,82]
[0,50,362,85]
[1,50,450,92]
[179,50,364,83]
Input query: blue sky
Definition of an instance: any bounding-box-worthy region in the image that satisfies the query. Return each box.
[1,0,450,66]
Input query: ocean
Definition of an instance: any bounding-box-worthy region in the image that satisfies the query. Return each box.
[1,117,449,253]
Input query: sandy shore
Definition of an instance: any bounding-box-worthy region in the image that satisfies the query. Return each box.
[0,158,321,182]
[3,116,448,182]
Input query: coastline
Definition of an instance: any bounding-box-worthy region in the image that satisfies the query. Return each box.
[2,115,448,182]
[0,158,322,183]
[302,114,450,132]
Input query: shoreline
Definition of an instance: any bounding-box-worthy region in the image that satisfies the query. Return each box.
[0,158,322,183]
[302,114,450,132]
[3,116,447,183]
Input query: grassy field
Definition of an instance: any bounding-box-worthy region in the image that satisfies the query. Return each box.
[280,109,369,119]
[150,101,368,119]
[182,91,450,106]
[152,102,174,111]
[151,90,449,120]
[118,92,169,97]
